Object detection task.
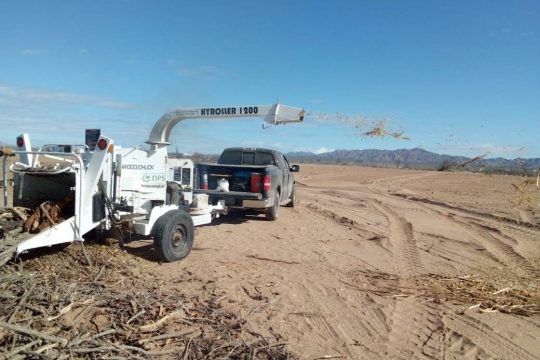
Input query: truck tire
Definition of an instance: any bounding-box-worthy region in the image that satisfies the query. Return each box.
[286,185,296,208]
[152,210,194,262]
[265,191,280,221]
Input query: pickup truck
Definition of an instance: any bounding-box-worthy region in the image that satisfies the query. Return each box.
[194,148,299,220]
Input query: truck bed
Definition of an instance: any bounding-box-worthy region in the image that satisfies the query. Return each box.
[195,163,273,193]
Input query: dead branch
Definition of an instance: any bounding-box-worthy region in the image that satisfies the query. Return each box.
[71,345,148,356]
[8,281,36,322]
[138,309,184,333]
[138,329,195,344]
[246,254,299,265]
[248,297,279,315]
[39,202,57,227]
[458,154,487,168]
[0,320,68,346]
[126,310,145,324]
[11,207,29,221]
[4,339,42,358]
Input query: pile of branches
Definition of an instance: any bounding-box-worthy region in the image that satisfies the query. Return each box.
[21,197,73,234]
[0,208,31,267]
[0,244,294,359]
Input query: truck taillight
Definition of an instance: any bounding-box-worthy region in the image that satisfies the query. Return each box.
[251,172,262,192]
[263,175,271,192]
[16,137,24,147]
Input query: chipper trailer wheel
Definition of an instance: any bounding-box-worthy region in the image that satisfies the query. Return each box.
[152,210,194,262]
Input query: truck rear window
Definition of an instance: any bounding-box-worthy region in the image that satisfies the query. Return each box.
[219,150,243,164]
[219,150,276,166]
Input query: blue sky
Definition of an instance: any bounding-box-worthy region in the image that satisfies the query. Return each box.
[0,0,538,158]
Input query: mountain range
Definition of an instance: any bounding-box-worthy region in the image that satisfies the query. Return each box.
[286,148,540,172]
[2,139,538,173]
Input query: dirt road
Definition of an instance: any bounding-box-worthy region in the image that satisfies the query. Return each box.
[123,165,540,359]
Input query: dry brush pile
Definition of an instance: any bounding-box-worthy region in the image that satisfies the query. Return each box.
[345,269,540,316]
[0,244,295,359]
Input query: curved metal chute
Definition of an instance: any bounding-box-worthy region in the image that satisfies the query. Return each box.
[147,103,304,147]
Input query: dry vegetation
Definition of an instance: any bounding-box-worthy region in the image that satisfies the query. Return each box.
[0,244,293,359]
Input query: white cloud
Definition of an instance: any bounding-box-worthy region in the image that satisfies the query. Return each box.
[313,146,334,154]
[166,60,226,80]
[20,48,47,55]
[177,65,225,79]
[0,84,133,110]
[289,146,335,154]
[0,84,146,147]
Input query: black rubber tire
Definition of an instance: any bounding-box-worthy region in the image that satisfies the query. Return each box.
[265,192,280,221]
[286,185,296,208]
[152,210,194,262]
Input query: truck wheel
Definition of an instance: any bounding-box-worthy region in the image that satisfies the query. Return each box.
[265,192,280,221]
[286,185,296,208]
[152,210,194,262]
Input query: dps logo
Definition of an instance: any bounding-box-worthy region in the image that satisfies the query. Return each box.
[142,173,165,182]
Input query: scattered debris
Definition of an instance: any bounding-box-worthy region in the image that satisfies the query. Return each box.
[438,154,488,172]
[307,112,410,140]
[362,120,410,140]
[0,244,296,358]
[511,175,540,219]
[457,154,488,168]
[345,269,540,316]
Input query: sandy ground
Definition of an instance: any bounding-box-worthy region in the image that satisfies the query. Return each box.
[2,164,539,358]
[119,165,539,359]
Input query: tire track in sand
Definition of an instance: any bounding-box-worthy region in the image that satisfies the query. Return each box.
[299,185,537,358]
[406,198,540,278]
[369,199,444,359]
[391,193,540,233]
[371,191,540,359]
[442,312,539,360]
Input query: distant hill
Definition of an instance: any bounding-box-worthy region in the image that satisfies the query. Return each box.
[286,148,540,173]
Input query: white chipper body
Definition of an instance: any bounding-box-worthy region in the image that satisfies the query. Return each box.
[1,103,304,263]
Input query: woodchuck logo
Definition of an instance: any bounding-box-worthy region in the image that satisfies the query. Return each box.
[122,164,154,170]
